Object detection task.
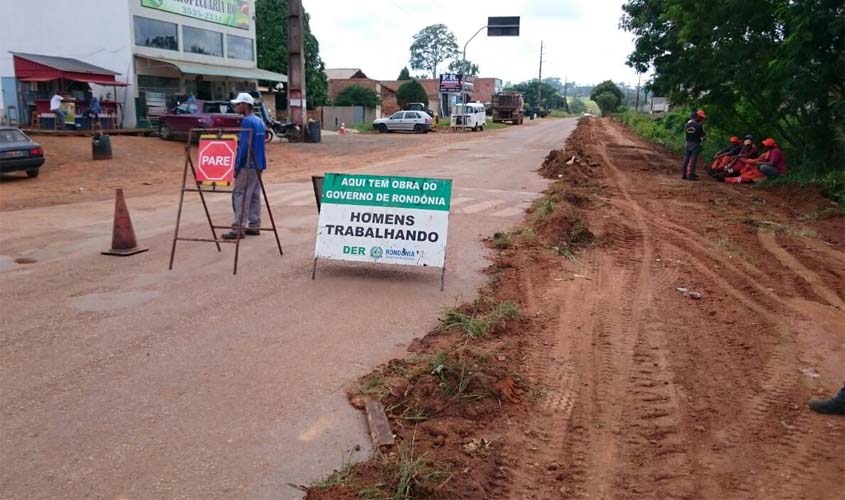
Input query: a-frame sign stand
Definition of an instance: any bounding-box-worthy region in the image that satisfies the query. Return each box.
[169,127,283,275]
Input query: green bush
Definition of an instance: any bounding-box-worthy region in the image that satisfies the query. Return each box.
[334,85,380,108]
[397,79,429,110]
[616,109,728,161]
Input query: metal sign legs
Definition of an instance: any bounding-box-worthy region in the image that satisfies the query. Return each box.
[168,129,283,275]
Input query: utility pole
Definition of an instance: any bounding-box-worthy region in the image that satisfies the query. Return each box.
[635,72,641,110]
[563,74,569,113]
[287,0,306,131]
[536,40,543,112]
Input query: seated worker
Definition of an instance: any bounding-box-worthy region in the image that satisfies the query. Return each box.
[719,135,759,179]
[708,136,742,175]
[82,96,101,124]
[725,138,784,184]
[736,135,759,161]
[750,138,786,177]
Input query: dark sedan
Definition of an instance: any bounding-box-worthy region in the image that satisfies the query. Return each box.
[0,127,44,178]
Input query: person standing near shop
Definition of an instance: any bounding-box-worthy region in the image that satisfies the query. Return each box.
[49,92,66,128]
[221,93,267,240]
[680,109,706,180]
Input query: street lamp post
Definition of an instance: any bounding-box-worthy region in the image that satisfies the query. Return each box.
[455,17,520,132]
[459,25,488,131]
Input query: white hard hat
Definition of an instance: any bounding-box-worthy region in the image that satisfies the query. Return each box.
[230,92,255,105]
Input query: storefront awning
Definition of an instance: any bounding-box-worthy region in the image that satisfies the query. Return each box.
[140,56,287,83]
[11,52,127,86]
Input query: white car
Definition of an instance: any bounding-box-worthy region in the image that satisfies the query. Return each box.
[373,111,432,133]
[451,102,486,131]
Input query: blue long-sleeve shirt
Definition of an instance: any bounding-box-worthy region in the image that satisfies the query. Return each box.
[236,113,267,170]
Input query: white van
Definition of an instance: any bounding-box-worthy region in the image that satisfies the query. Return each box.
[451,102,487,131]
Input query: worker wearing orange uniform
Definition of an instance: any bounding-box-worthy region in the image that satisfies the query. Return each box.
[725,138,785,184]
[708,136,742,174]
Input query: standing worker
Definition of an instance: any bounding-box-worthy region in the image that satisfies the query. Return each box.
[221,92,267,240]
[680,109,706,180]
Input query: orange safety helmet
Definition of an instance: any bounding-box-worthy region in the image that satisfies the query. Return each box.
[729,136,740,143]
[696,109,707,119]
[762,138,777,147]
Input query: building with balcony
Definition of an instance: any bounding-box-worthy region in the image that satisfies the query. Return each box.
[0,0,286,128]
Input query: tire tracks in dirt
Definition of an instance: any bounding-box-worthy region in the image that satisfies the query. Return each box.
[593,118,844,500]
[592,120,697,499]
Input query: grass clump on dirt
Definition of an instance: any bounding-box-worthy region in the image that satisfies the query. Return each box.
[392,435,435,500]
[347,123,375,134]
[428,350,499,402]
[313,452,355,490]
[438,300,522,338]
[359,374,386,397]
[529,196,556,223]
[491,232,512,249]
[568,218,594,245]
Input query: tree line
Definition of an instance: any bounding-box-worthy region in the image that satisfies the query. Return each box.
[621,0,844,170]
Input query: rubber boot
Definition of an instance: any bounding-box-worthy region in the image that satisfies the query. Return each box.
[809,385,845,415]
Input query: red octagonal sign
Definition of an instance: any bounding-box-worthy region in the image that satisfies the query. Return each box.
[196,136,237,183]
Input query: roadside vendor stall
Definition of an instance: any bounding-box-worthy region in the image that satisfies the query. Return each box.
[10,52,127,130]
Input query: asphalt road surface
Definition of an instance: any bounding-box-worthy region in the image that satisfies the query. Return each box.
[0,118,576,500]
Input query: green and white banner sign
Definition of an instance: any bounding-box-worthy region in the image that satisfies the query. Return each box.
[315,173,452,268]
[141,0,250,30]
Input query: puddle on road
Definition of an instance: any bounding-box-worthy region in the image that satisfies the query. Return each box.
[68,290,160,312]
[0,256,15,271]
[0,255,37,270]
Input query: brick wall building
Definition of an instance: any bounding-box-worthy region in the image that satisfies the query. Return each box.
[470,78,503,106]
[378,78,501,117]
[326,68,400,117]
[326,68,501,118]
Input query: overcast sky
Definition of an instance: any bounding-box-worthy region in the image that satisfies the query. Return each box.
[305,0,642,87]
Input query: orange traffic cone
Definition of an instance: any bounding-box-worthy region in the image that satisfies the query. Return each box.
[102,189,148,256]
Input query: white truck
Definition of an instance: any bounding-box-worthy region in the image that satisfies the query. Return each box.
[450,102,486,131]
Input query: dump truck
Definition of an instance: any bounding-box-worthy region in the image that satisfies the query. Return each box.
[492,92,525,125]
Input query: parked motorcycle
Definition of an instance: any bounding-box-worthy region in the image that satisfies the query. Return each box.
[265,119,301,143]
[256,102,301,143]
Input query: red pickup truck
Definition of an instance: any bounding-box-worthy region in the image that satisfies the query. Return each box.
[158,100,242,140]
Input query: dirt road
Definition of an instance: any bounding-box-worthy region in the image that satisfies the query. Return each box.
[308,118,844,499]
[0,118,575,499]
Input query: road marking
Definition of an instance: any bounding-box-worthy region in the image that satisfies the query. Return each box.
[457,187,540,196]
[460,200,506,214]
[289,196,318,207]
[491,206,526,218]
[450,196,475,208]
[272,189,313,205]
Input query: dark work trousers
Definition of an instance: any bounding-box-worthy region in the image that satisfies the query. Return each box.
[758,164,780,177]
[681,141,702,178]
[231,168,262,231]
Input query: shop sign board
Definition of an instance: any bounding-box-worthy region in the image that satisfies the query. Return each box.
[439,73,463,93]
[314,173,452,268]
[196,134,237,185]
[141,0,250,30]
